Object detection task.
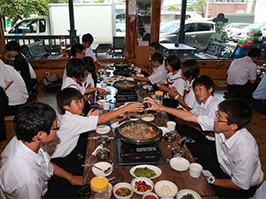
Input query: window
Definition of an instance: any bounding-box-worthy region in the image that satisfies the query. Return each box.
[198,23,214,31]
[9,20,37,34]
[184,23,195,32]
[39,19,46,33]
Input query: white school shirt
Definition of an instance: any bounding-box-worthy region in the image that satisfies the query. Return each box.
[177,79,200,112]
[194,95,221,131]
[21,54,36,79]
[43,111,98,158]
[148,64,167,85]
[0,137,54,199]
[164,70,185,99]
[215,129,263,190]
[253,74,266,100]
[227,56,257,85]
[85,47,97,62]
[256,180,266,199]
[61,76,86,95]
[0,60,13,89]
[5,65,28,106]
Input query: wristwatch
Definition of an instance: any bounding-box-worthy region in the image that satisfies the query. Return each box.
[208,176,215,184]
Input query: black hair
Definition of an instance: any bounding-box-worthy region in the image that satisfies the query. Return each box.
[150,42,160,51]
[151,52,164,64]
[13,102,56,143]
[82,33,94,43]
[71,43,85,57]
[193,75,215,95]
[5,41,21,53]
[218,98,252,130]
[83,56,95,73]
[56,88,83,115]
[138,28,145,37]
[165,55,181,71]
[66,58,86,79]
[143,33,151,43]
[247,47,261,58]
[182,59,200,80]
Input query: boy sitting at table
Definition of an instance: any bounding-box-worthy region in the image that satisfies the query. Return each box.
[0,103,82,199]
[82,33,105,70]
[142,42,161,76]
[144,97,264,198]
[132,52,167,89]
[43,88,143,198]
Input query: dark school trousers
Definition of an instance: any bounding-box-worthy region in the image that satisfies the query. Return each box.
[251,97,266,115]
[176,125,257,198]
[163,98,179,121]
[227,82,257,102]
[44,132,89,198]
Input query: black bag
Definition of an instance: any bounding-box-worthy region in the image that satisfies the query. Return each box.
[42,79,62,92]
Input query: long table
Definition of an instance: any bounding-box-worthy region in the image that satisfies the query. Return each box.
[83,85,218,198]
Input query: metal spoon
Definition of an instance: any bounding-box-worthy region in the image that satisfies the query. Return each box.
[93,165,112,174]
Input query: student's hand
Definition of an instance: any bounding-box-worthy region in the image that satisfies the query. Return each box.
[124,102,144,113]
[131,74,137,79]
[69,175,83,186]
[87,109,101,117]
[83,95,89,102]
[143,97,162,111]
[97,88,106,97]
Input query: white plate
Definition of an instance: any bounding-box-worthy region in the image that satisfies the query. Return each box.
[126,77,134,81]
[131,177,154,195]
[97,99,109,105]
[96,125,111,134]
[141,114,155,122]
[129,165,162,179]
[92,161,113,177]
[160,127,171,135]
[176,189,201,199]
[154,180,178,198]
[127,113,141,121]
[169,157,190,172]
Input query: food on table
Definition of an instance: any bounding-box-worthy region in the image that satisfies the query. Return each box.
[145,110,157,115]
[115,81,135,88]
[181,193,195,199]
[143,195,158,199]
[134,180,152,192]
[128,115,140,119]
[116,115,125,120]
[160,185,173,196]
[133,167,156,178]
[120,123,158,139]
[115,187,132,197]
[141,114,154,121]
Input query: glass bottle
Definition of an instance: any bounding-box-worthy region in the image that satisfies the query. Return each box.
[90,176,109,199]
[155,90,163,105]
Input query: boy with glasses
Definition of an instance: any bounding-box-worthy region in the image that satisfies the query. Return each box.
[143,97,263,198]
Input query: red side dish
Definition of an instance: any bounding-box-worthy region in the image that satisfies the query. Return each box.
[144,195,157,199]
[134,180,152,192]
[116,115,124,120]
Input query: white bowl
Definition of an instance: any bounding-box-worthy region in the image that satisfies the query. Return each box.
[96,125,111,134]
[141,114,155,122]
[131,177,154,195]
[126,77,134,81]
[113,182,134,199]
[91,161,113,177]
[137,74,145,77]
[127,113,141,121]
[154,180,178,198]
[169,157,190,172]
[142,192,159,199]
[176,189,201,199]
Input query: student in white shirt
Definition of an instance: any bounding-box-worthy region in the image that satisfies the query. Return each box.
[4,64,29,116]
[0,103,82,199]
[132,52,167,87]
[82,33,105,70]
[157,55,185,120]
[252,180,266,199]
[43,88,144,197]
[168,59,200,112]
[61,58,106,111]
[144,98,264,198]
[0,59,13,140]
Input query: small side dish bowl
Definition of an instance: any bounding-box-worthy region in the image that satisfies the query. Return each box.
[96,148,110,161]
[113,182,134,199]
[154,180,178,198]
[142,192,159,199]
[127,113,141,121]
[141,114,155,122]
[131,177,154,195]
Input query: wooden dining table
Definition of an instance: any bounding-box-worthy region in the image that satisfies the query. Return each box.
[83,78,218,199]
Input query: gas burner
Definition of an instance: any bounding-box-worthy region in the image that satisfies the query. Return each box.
[115,90,139,102]
[113,139,168,167]
[113,70,131,77]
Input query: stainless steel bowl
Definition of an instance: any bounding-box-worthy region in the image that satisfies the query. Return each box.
[98,136,110,146]
[96,148,110,161]
[172,147,185,157]
[163,132,177,142]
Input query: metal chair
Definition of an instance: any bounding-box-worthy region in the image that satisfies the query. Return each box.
[106,36,125,58]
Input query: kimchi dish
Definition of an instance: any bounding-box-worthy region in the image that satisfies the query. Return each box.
[120,123,158,139]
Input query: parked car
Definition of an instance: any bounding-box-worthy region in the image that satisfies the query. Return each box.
[222,23,251,40]
[159,20,215,49]
[232,23,266,42]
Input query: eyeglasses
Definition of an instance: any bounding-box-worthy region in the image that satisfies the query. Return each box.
[215,111,228,123]
[51,124,60,131]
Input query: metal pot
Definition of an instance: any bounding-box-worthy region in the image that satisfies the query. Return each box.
[113,62,130,70]
[112,80,139,91]
[115,121,162,145]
